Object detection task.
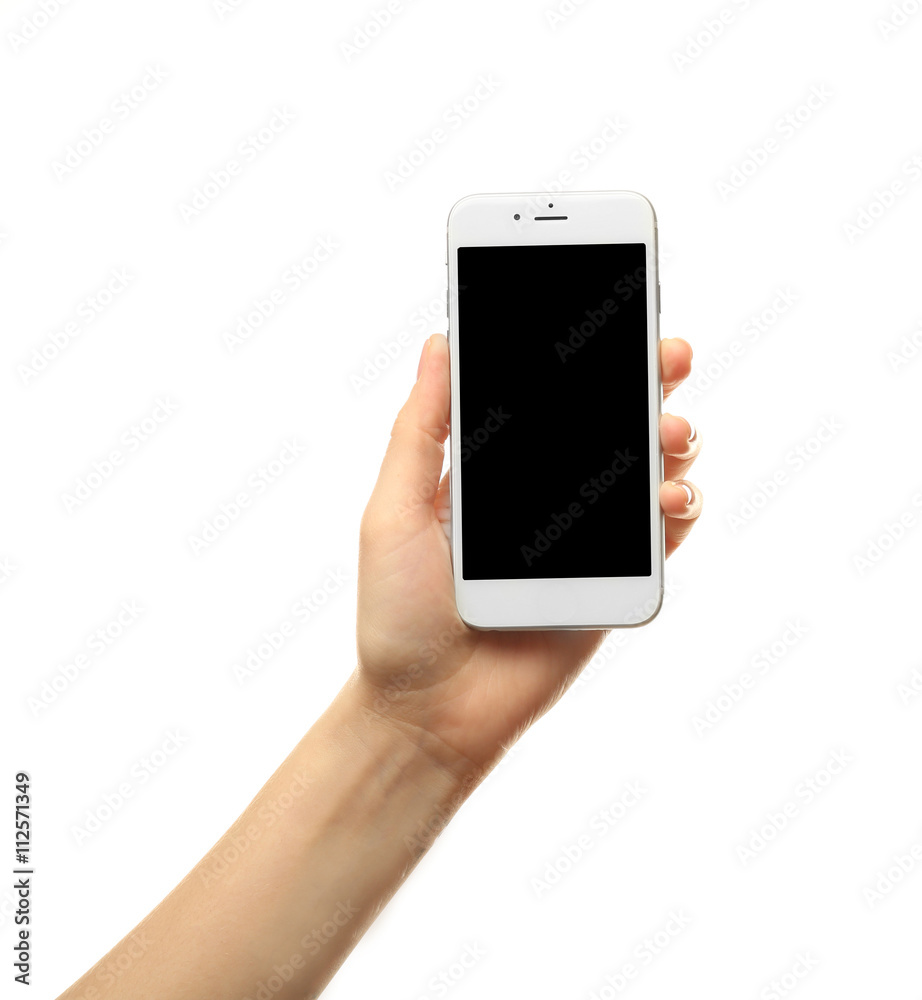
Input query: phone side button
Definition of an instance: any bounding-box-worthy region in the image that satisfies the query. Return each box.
[657,282,661,314]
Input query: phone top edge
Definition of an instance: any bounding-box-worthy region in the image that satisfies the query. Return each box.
[448,190,657,227]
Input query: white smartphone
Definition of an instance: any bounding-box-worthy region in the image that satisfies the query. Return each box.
[446,190,663,630]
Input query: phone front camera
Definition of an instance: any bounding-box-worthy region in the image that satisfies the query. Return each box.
[514,213,520,220]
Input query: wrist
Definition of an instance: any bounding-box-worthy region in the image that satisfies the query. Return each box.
[339,671,488,807]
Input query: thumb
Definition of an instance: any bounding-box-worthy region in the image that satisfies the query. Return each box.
[370,334,450,527]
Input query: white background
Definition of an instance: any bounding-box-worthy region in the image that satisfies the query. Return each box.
[3,0,922,997]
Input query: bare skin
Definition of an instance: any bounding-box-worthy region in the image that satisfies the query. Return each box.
[57,333,701,1000]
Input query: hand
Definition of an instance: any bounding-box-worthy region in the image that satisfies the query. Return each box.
[352,334,701,777]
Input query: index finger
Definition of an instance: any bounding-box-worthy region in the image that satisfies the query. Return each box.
[660,337,693,401]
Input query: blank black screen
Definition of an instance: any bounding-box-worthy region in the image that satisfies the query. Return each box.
[457,243,651,580]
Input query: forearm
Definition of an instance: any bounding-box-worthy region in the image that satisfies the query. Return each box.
[57,673,487,1000]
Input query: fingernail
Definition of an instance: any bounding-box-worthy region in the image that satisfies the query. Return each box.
[417,337,430,380]
[685,417,696,443]
[673,480,694,506]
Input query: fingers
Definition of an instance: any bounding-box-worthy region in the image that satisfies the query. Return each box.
[660,412,700,483]
[659,407,702,556]
[661,337,693,401]
[660,479,703,557]
[367,334,450,528]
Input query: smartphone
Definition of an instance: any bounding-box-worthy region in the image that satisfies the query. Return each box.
[446,190,663,630]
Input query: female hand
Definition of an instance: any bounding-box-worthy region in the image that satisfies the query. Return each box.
[352,334,701,778]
